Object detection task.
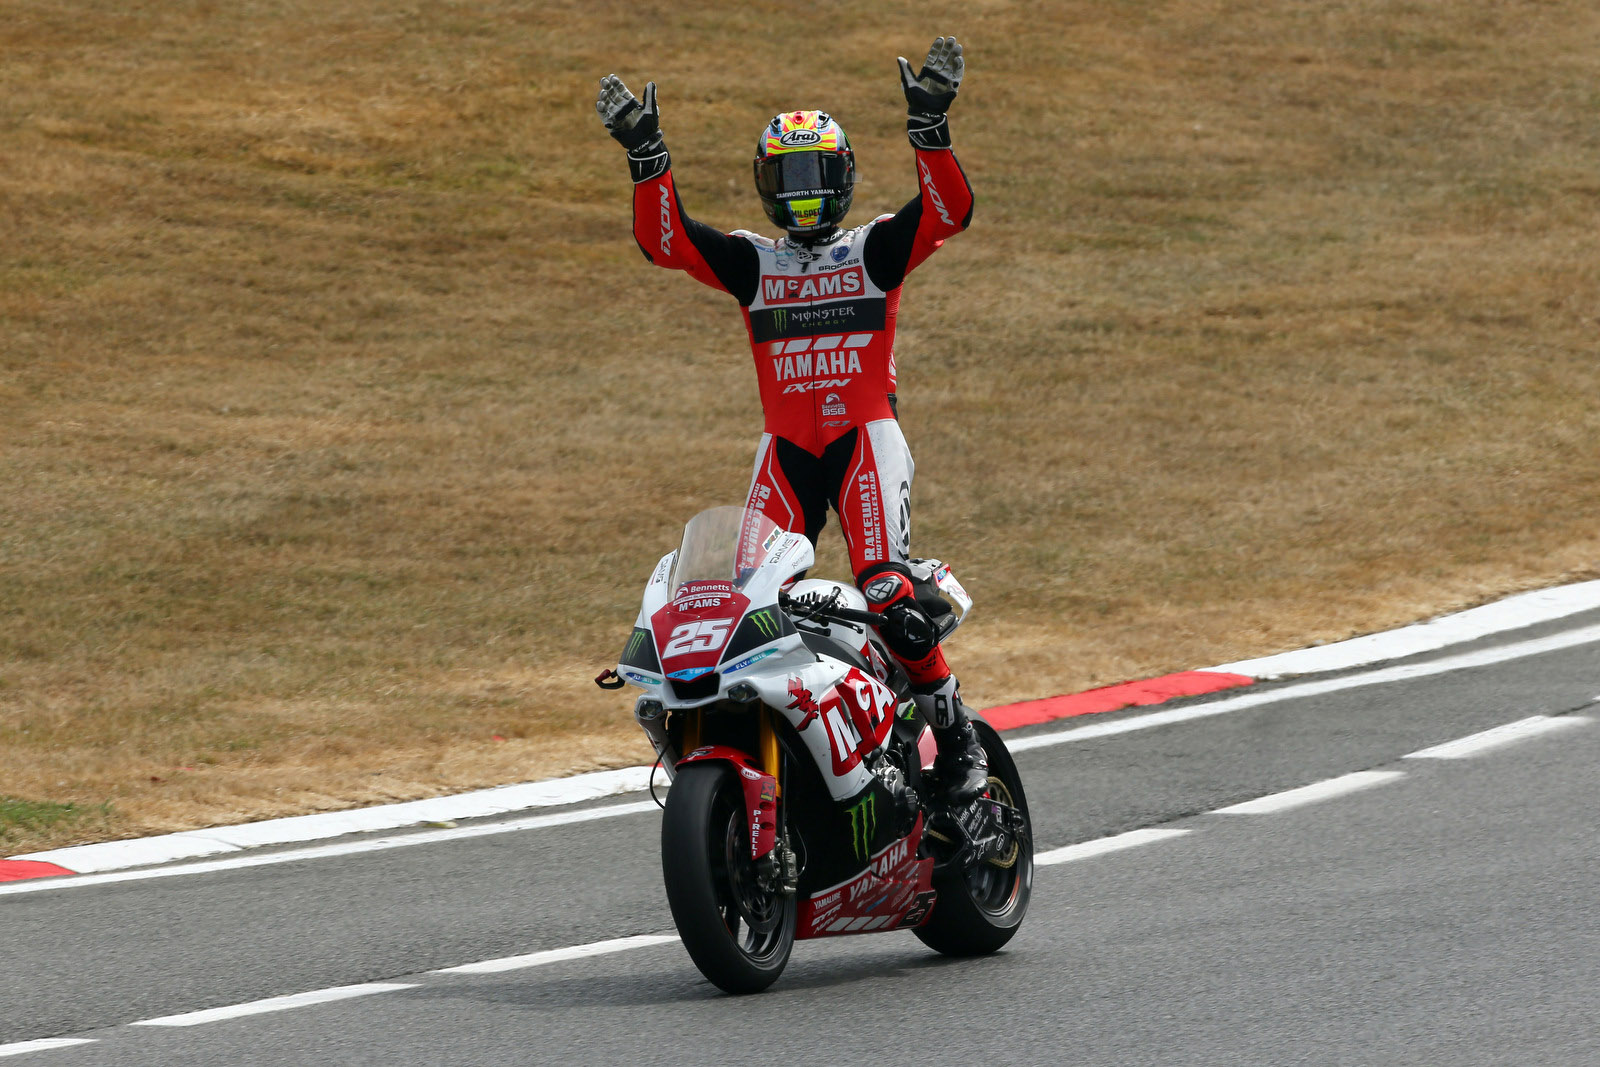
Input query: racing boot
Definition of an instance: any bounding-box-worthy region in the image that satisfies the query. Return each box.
[912,676,989,804]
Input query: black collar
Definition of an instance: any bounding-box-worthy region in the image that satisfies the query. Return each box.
[787,226,843,248]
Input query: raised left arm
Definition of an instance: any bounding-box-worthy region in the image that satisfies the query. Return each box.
[865,37,974,290]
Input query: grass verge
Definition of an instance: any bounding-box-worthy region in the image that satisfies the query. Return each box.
[2,0,1598,852]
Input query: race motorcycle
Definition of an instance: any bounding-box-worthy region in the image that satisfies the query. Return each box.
[599,505,1032,993]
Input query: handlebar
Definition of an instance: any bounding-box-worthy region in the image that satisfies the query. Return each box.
[779,590,880,628]
[781,586,960,644]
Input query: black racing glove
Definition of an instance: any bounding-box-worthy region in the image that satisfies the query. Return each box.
[896,36,964,150]
[596,75,669,183]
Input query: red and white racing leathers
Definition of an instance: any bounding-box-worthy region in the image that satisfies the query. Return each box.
[629,143,973,684]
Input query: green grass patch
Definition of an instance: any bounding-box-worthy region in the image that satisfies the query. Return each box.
[0,796,112,844]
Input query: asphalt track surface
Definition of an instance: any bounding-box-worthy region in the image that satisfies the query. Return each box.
[5,609,1599,1064]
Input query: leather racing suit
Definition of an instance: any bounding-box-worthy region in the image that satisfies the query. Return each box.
[626,142,974,689]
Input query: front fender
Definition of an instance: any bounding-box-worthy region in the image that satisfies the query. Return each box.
[676,745,778,861]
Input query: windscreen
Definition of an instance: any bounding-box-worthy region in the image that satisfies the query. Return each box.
[670,506,784,592]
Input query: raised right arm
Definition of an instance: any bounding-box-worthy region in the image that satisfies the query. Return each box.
[596,75,759,305]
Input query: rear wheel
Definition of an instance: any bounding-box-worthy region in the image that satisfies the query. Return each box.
[914,719,1033,956]
[661,762,796,993]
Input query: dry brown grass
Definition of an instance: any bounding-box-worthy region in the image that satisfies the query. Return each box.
[3,0,1598,852]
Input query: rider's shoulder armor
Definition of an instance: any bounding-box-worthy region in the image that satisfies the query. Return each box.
[731,228,774,250]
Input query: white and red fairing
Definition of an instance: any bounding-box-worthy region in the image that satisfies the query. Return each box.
[797,817,936,938]
[623,506,906,804]
[676,744,779,861]
[648,580,751,684]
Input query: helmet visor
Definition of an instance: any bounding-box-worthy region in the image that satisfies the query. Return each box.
[755,150,851,202]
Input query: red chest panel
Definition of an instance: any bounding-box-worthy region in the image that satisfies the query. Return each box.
[741,225,901,453]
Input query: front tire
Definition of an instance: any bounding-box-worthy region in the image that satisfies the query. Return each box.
[914,719,1033,956]
[661,762,796,993]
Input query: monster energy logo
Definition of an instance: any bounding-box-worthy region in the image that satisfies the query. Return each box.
[846,793,876,861]
[748,609,778,639]
[772,308,787,332]
[624,630,647,661]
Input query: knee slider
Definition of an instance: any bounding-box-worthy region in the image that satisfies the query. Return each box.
[881,600,938,661]
[857,564,938,662]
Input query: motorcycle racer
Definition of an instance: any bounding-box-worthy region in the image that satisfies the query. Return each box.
[596,37,987,802]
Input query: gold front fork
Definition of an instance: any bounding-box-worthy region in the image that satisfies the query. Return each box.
[759,706,781,796]
[682,708,702,754]
[682,706,779,797]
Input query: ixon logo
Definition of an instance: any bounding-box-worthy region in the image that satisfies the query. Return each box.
[917,157,953,226]
[760,266,864,305]
[781,378,853,396]
[658,185,674,255]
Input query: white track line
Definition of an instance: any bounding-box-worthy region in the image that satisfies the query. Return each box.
[1212,578,1600,678]
[131,983,416,1028]
[10,622,1598,898]
[1036,828,1191,865]
[11,700,1588,1053]
[0,800,659,898]
[11,582,1597,881]
[0,1039,97,1058]
[1403,716,1591,760]
[434,934,680,975]
[30,941,677,1047]
[17,767,659,875]
[1212,771,1405,814]
[1009,622,1600,755]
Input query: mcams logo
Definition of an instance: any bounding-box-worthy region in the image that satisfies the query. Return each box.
[761,267,864,306]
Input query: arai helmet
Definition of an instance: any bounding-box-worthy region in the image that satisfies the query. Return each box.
[753,110,856,236]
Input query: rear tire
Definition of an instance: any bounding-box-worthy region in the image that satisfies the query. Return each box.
[661,762,796,993]
[914,719,1033,956]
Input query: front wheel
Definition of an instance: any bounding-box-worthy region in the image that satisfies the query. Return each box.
[661,762,796,993]
[914,719,1033,956]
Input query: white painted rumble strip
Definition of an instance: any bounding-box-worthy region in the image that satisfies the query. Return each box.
[9,582,1597,880]
[1035,828,1192,865]
[1403,715,1591,760]
[433,934,680,975]
[1212,771,1405,815]
[0,1039,98,1058]
[0,800,660,898]
[17,766,657,875]
[1211,579,1600,679]
[131,983,417,1027]
[12,622,1600,897]
[1009,622,1600,755]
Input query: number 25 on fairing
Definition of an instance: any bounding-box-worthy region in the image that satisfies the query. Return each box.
[662,619,733,658]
